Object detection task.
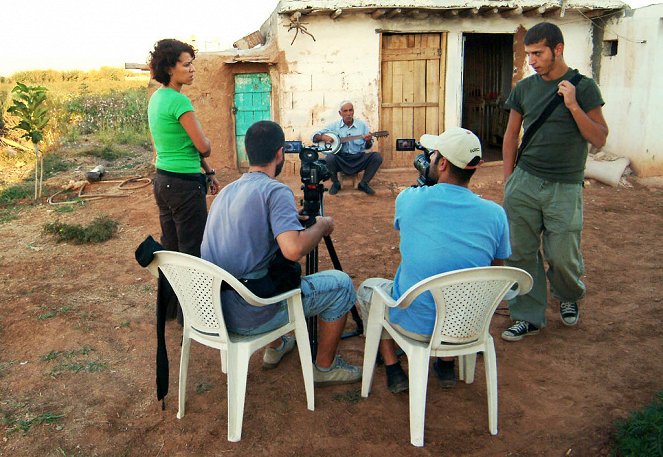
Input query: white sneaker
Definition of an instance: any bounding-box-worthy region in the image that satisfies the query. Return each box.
[560,301,579,326]
[262,335,296,369]
[314,355,362,385]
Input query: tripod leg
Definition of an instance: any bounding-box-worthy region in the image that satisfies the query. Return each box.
[306,248,318,361]
[307,316,318,361]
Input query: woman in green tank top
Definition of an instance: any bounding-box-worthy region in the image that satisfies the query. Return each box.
[147,39,219,255]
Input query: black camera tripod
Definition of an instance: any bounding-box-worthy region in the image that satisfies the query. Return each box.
[300,180,364,360]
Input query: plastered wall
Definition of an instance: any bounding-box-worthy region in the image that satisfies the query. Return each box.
[600,4,663,177]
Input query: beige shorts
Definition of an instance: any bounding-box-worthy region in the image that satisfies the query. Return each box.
[356,278,431,342]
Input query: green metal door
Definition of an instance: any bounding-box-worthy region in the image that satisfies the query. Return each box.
[234,73,272,168]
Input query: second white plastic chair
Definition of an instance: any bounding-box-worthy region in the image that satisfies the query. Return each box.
[361,266,533,447]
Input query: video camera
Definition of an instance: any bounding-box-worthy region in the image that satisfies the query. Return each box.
[284,141,332,225]
[395,138,436,187]
[284,141,332,185]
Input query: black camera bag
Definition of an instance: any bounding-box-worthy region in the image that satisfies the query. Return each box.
[238,249,302,298]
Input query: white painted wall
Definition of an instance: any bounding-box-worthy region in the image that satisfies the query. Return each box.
[600,4,663,176]
[273,14,381,142]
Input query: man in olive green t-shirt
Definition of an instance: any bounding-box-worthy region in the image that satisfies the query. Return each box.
[501,22,609,341]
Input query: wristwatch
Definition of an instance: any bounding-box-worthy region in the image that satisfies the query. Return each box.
[205,169,216,176]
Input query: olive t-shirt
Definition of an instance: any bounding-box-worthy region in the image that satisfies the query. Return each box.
[505,69,604,183]
[148,87,201,174]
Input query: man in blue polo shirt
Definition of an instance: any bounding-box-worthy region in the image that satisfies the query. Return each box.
[312,101,383,195]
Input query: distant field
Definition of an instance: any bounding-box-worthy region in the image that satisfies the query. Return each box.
[0,68,152,189]
[0,67,149,94]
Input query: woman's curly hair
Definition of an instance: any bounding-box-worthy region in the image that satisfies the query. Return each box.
[148,39,196,86]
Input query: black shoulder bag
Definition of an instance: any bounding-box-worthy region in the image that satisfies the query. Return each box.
[237,249,302,298]
[514,72,583,167]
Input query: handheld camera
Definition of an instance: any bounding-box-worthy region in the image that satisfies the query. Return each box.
[396,138,436,187]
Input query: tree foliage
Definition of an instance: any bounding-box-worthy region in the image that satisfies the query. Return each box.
[7,82,49,144]
[7,82,50,199]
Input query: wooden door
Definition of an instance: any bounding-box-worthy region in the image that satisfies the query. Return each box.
[380,33,447,168]
[234,73,271,168]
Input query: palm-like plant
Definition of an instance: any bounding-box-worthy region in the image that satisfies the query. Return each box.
[7,82,50,199]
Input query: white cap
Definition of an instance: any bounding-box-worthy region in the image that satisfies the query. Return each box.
[419,127,483,169]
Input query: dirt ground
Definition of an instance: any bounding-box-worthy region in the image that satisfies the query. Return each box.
[1,156,662,457]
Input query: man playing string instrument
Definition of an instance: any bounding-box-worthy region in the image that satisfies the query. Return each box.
[312,100,383,195]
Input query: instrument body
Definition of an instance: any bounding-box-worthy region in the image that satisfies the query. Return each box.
[316,130,389,154]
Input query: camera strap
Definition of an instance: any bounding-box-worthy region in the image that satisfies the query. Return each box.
[514,71,583,168]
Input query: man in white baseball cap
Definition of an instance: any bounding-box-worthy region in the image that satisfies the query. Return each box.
[356,127,511,393]
[419,127,484,170]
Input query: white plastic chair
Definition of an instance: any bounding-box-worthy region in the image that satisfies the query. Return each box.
[361,266,533,447]
[147,251,314,442]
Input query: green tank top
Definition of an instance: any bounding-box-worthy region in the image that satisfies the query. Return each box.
[147,87,201,174]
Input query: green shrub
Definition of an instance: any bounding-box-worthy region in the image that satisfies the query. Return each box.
[0,181,33,205]
[43,215,118,244]
[611,391,663,457]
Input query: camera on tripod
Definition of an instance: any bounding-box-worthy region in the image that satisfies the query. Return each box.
[396,138,436,187]
[284,141,332,185]
[284,140,333,225]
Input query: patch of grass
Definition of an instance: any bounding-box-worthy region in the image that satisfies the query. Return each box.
[0,181,33,205]
[41,345,104,376]
[332,388,362,404]
[40,351,63,361]
[0,179,57,208]
[0,360,16,375]
[42,153,73,176]
[50,361,106,376]
[4,411,64,434]
[65,346,94,357]
[82,144,134,161]
[0,207,20,224]
[40,346,94,362]
[196,383,213,394]
[54,204,75,213]
[55,447,87,457]
[38,305,72,320]
[96,127,149,147]
[43,215,118,244]
[38,310,58,320]
[611,391,663,457]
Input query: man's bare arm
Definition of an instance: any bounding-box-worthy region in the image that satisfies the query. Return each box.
[276,216,334,261]
[558,80,609,149]
[570,105,609,149]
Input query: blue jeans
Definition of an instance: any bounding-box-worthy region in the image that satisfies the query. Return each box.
[229,270,356,335]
